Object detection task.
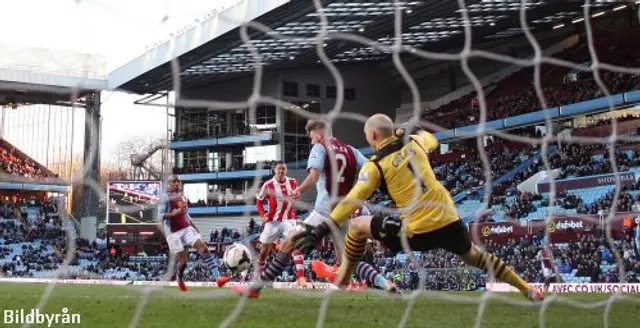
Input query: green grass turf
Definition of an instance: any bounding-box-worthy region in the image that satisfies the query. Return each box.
[0,283,638,327]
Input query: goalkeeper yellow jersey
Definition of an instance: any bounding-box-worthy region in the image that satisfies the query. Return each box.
[329,131,459,236]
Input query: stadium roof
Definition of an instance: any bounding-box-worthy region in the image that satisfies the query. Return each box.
[109,0,626,95]
[0,44,107,106]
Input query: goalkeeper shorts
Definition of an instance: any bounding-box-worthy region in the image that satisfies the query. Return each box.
[370,215,471,256]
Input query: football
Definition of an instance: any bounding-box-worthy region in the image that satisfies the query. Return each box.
[223,243,253,273]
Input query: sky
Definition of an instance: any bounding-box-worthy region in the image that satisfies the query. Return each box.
[0,0,241,165]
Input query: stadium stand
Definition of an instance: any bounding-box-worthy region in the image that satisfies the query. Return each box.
[421,29,640,129]
[3,159,639,289]
[0,139,56,180]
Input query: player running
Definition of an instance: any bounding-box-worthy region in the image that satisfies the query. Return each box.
[295,120,393,291]
[163,176,230,291]
[255,161,308,287]
[537,245,560,291]
[293,114,544,301]
[232,120,395,298]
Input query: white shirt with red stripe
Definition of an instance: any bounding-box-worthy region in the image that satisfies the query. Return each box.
[256,176,297,222]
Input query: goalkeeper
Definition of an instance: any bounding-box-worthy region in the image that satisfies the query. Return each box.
[294,113,543,301]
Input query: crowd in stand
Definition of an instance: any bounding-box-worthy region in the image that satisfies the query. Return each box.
[431,117,640,222]
[421,34,640,130]
[2,134,639,287]
[208,227,243,243]
[10,144,636,286]
[0,144,51,180]
[568,185,640,215]
[0,198,66,276]
[550,144,640,179]
[422,72,639,129]
[462,137,640,221]
[590,114,640,127]
[433,140,538,196]
[1,168,639,291]
[188,196,247,207]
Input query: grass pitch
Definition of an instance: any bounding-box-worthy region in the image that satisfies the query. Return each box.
[0,283,638,327]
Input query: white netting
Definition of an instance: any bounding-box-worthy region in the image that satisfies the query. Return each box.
[1,0,640,327]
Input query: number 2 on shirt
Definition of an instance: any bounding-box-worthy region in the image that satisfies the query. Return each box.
[335,154,347,183]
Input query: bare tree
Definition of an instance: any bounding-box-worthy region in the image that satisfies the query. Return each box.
[69,135,166,218]
[112,135,166,180]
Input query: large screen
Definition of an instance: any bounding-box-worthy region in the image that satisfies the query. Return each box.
[107,181,161,224]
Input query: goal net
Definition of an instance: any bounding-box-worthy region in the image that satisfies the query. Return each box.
[1,0,639,327]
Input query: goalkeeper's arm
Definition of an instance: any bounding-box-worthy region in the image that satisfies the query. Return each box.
[394,121,425,137]
[293,163,380,252]
[329,163,381,226]
[395,123,439,154]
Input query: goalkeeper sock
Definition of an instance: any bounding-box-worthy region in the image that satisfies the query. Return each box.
[260,251,290,284]
[202,252,220,280]
[292,250,305,279]
[355,262,387,289]
[469,250,530,294]
[336,230,366,286]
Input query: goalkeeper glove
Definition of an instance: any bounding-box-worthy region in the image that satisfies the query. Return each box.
[292,221,331,253]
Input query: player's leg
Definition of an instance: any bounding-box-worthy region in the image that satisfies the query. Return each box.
[542,268,552,291]
[461,246,542,300]
[176,250,188,277]
[326,220,350,272]
[255,221,292,281]
[259,233,297,281]
[258,222,279,272]
[291,248,307,286]
[259,243,273,272]
[166,232,188,292]
[190,229,230,288]
[544,277,552,291]
[249,233,260,253]
[306,211,341,272]
[312,247,392,291]
[331,230,344,266]
[176,250,189,291]
[282,220,307,287]
[231,232,298,298]
[442,220,542,300]
[307,211,340,279]
[332,215,397,292]
[249,218,317,286]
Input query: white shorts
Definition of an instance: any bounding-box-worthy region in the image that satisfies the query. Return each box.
[259,220,298,244]
[542,267,553,278]
[166,226,202,254]
[304,210,349,237]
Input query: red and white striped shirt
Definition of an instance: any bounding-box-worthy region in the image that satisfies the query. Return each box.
[256,176,297,222]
